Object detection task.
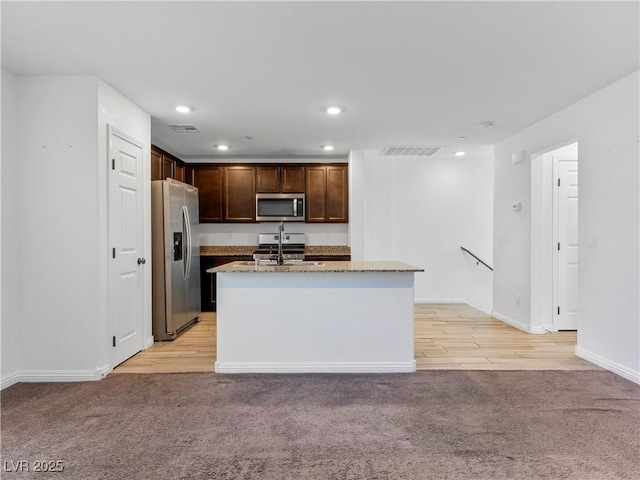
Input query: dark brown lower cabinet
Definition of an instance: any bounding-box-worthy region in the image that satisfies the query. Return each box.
[305,255,351,262]
[200,257,216,312]
[200,256,252,311]
[201,255,348,311]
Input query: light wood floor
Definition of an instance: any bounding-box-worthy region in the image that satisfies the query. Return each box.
[413,304,600,370]
[113,303,601,374]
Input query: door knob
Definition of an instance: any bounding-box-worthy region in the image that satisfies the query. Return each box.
[137,257,147,265]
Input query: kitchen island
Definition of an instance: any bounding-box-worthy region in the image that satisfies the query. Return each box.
[210,261,423,373]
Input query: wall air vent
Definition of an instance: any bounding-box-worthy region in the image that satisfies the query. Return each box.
[168,124,201,133]
[382,145,445,157]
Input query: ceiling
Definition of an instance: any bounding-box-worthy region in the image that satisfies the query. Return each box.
[2,1,638,160]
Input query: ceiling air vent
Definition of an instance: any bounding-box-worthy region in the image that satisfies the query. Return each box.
[382,145,445,157]
[168,124,201,133]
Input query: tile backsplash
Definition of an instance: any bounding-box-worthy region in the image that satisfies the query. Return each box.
[199,223,349,246]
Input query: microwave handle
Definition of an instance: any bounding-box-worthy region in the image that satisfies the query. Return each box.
[293,198,297,217]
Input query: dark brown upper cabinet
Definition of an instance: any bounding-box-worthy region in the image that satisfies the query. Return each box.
[162,156,174,180]
[256,165,305,193]
[222,166,256,222]
[306,165,348,223]
[256,166,280,193]
[326,165,349,222]
[174,162,185,183]
[151,145,192,185]
[152,153,347,223]
[191,165,256,223]
[281,166,305,192]
[151,148,163,181]
[305,166,327,222]
[184,165,194,186]
[192,165,223,223]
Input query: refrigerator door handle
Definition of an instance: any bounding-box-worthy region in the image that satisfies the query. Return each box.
[186,206,192,280]
[182,205,191,280]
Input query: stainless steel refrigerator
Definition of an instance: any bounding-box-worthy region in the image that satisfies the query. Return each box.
[151,179,201,340]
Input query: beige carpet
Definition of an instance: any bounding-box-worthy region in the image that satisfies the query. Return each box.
[1,371,639,479]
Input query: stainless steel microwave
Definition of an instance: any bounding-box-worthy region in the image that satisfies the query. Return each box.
[256,193,305,222]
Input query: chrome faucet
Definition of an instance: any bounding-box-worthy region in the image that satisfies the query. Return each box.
[271,221,285,265]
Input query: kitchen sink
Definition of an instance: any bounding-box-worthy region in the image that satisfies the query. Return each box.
[237,260,325,267]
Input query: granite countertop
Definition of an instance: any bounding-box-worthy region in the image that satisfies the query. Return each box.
[200,246,255,256]
[210,260,423,274]
[200,245,351,256]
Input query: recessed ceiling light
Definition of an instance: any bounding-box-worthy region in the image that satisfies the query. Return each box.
[480,121,494,129]
[216,145,230,151]
[322,145,335,151]
[175,105,191,113]
[324,106,343,115]
[454,151,466,157]
[457,136,466,141]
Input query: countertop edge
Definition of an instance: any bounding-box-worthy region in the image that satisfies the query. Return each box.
[209,261,424,274]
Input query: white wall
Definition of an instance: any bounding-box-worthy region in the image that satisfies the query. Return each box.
[354,149,494,313]
[494,71,639,382]
[97,80,152,363]
[1,69,21,387]
[16,76,101,378]
[1,75,150,387]
[348,150,365,260]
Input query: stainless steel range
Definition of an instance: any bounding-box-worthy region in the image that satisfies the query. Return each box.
[253,231,306,262]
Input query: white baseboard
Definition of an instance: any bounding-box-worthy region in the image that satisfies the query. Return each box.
[415,298,466,304]
[492,311,546,334]
[575,346,640,384]
[145,336,154,349]
[2,367,107,388]
[215,361,417,374]
[1,372,20,390]
[98,364,112,378]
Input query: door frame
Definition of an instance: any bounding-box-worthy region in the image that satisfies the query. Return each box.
[529,140,578,333]
[107,125,147,369]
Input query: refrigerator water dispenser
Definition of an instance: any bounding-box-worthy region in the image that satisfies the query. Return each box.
[173,232,183,261]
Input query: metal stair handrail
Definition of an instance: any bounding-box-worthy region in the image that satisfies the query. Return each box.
[460,246,493,271]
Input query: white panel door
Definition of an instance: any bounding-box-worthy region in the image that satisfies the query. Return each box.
[108,126,145,367]
[554,158,579,330]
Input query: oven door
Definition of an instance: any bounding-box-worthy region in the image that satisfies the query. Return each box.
[256,194,305,222]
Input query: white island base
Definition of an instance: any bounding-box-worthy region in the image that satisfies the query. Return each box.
[213,262,422,374]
